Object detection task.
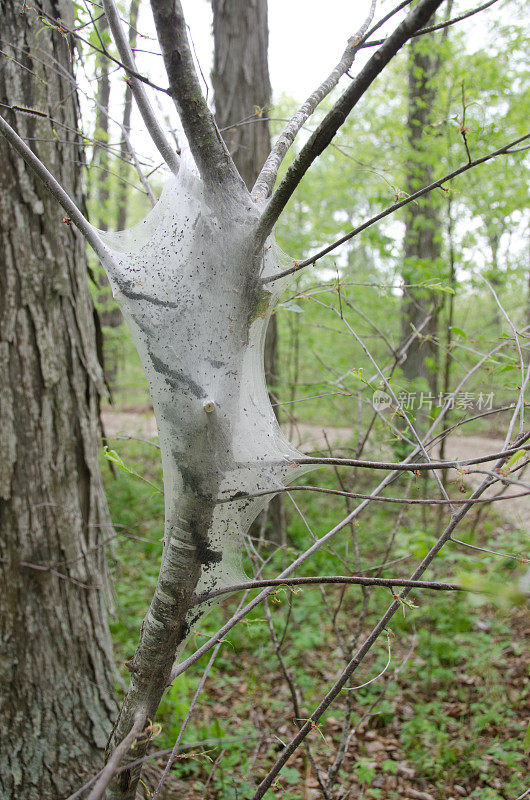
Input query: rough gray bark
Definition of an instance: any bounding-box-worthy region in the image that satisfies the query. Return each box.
[400,23,442,395]
[0,2,117,797]
[211,0,271,192]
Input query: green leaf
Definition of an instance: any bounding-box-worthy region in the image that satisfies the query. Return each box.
[506,449,526,470]
[451,326,467,339]
[424,282,455,294]
[103,446,163,495]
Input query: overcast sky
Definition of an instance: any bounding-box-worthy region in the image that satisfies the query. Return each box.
[180,0,373,101]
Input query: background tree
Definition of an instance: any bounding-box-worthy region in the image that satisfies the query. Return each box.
[116,0,141,233]
[211,0,285,542]
[400,16,444,398]
[0,1,117,796]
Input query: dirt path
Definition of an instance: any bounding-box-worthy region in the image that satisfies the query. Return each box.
[101,409,529,532]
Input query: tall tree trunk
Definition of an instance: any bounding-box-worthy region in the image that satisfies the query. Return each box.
[93,15,111,232]
[116,0,141,232]
[211,0,271,190]
[0,2,117,797]
[400,23,442,399]
[212,0,285,543]
[211,0,276,392]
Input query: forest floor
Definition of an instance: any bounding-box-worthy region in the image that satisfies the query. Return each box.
[101,407,529,800]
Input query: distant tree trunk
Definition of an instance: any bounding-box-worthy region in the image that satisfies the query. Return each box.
[116,0,141,232]
[486,229,503,327]
[211,0,276,394]
[527,262,530,329]
[0,2,117,797]
[93,16,111,232]
[211,0,271,190]
[93,11,124,382]
[212,0,285,542]
[400,23,442,398]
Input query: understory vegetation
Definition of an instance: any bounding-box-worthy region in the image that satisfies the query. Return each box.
[102,429,528,799]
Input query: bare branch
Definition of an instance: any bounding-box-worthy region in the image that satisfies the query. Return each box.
[86,712,146,800]
[263,133,530,283]
[194,575,462,605]
[151,644,222,800]
[361,0,501,48]
[255,0,447,241]
[296,442,530,472]
[252,0,378,200]
[102,0,179,173]
[0,113,113,266]
[148,0,245,194]
[219,484,530,507]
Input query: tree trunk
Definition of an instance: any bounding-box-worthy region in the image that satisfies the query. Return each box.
[212,0,284,543]
[211,0,271,190]
[400,24,442,398]
[93,14,111,232]
[0,2,117,797]
[116,0,141,232]
[211,0,277,394]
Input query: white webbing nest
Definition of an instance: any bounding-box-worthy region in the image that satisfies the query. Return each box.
[98,167,308,634]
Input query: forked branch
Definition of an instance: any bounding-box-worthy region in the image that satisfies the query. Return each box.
[149,0,246,195]
[251,0,378,201]
[102,0,180,173]
[256,0,446,241]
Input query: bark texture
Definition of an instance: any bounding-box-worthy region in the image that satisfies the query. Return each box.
[400,24,442,394]
[0,2,117,797]
[211,0,271,191]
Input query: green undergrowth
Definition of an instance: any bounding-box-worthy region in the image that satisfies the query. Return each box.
[101,437,529,799]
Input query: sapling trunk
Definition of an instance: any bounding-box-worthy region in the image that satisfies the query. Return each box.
[100,168,306,797]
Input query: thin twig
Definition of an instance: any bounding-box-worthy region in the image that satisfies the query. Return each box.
[102,0,179,172]
[361,0,500,48]
[86,712,146,800]
[263,134,530,283]
[152,644,222,799]
[194,575,461,607]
